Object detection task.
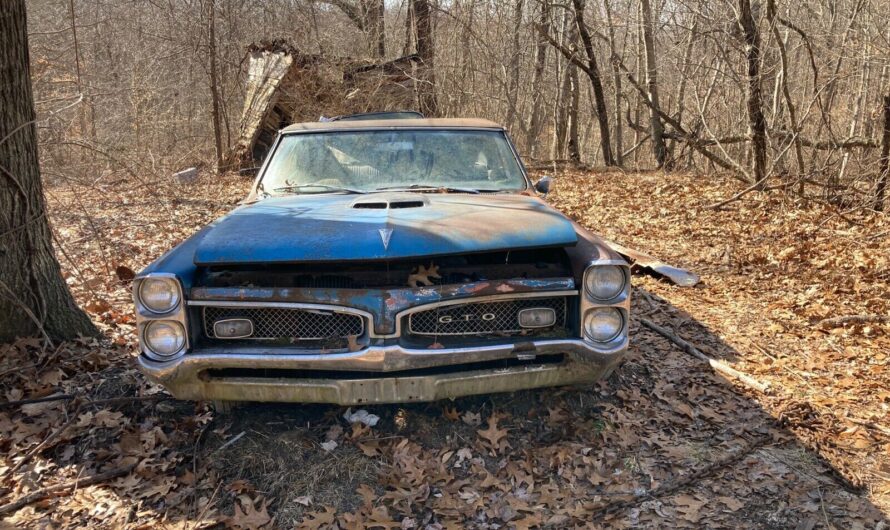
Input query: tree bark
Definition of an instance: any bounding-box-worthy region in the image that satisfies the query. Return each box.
[412,0,437,116]
[603,0,623,166]
[738,0,768,185]
[524,1,549,157]
[363,0,385,58]
[0,0,97,342]
[207,0,224,171]
[504,0,524,132]
[570,0,615,166]
[766,0,805,178]
[639,0,668,169]
[877,95,890,212]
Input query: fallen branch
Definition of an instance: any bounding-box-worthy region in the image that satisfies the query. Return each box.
[4,407,82,480]
[0,393,75,410]
[0,393,170,411]
[0,463,137,516]
[818,314,888,329]
[593,434,772,519]
[640,318,771,393]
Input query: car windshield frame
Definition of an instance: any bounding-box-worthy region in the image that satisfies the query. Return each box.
[252,126,532,197]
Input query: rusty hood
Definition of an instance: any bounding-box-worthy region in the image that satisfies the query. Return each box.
[192,193,578,265]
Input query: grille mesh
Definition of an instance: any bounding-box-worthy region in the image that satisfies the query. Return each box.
[203,306,364,341]
[408,297,567,336]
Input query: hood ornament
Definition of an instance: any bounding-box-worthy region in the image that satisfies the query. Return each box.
[378,228,393,250]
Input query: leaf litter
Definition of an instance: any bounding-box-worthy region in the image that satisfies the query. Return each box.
[0,169,887,528]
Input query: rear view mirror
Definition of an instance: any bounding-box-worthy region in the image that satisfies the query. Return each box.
[239,167,260,177]
[534,175,553,195]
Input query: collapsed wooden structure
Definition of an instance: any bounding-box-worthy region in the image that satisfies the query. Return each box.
[225,41,423,168]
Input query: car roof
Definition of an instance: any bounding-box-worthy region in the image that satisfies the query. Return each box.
[281,118,505,133]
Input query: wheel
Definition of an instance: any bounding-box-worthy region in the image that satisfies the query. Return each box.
[211,400,244,414]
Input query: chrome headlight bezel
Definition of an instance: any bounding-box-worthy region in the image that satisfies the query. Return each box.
[583,307,625,343]
[136,276,182,315]
[579,260,631,349]
[583,265,628,302]
[133,273,189,361]
[142,320,187,359]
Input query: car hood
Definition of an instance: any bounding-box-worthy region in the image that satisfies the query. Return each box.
[193,192,578,265]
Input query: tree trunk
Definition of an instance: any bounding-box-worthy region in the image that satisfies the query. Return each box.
[766,0,805,178]
[639,0,668,169]
[207,0,224,171]
[363,0,385,58]
[504,0,524,132]
[570,0,614,166]
[568,59,581,163]
[0,0,97,343]
[877,95,890,212]
[412,0,438,116]
[603,0,623,166]
[524,1,549,157]
[738,0,768,185]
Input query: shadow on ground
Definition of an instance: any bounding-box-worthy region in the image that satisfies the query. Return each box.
[191,285,888,528]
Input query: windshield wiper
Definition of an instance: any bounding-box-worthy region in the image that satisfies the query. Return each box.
[273,184,365,195]
[374,184,484,194]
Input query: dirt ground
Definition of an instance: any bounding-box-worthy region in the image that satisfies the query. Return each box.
[1,169,888,528]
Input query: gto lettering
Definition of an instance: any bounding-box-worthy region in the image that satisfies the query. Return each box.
[438,313,496,324]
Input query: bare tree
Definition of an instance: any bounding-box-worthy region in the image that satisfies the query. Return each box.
[412,0,438,116]
[0,0,96,342]
[737,0,768,185]
[639,0,668,169]
[207,0,224,171]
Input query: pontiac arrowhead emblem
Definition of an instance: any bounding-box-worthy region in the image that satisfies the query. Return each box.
[378,228,393,249]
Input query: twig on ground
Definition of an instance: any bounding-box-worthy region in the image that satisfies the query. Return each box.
[818,314,888,328]
[0,463,136,516]
[4,406,83,480]
[0,393,170,411]
[0,393,75,409]
[593,434,772,519]
[640,318,772,393]
[210,431,246,455]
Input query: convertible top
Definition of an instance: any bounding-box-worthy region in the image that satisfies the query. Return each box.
[281,118,504,133]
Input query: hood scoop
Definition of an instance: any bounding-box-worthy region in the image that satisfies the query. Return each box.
[352,196,426,209]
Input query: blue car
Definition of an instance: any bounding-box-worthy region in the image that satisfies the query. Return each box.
[133,118,630,408]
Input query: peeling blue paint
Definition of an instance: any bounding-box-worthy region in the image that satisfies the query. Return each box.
[192,193,578,265]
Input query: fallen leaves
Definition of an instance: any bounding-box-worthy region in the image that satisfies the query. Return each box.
[2,169,885,528]
[406,263,441,287]
[476,413,509,455]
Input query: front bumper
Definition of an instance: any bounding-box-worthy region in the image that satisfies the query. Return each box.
[138,339,627,405]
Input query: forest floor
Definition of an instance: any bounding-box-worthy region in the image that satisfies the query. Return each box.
[1,169,888,529]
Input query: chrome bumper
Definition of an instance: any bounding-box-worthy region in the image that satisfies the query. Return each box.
[138,339,626,405]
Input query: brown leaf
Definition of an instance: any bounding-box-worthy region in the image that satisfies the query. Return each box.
[407,263,441,287]
[115,265,136,282]
[477,414,508,454]
[228,495,272,529]
[442,406,460,421]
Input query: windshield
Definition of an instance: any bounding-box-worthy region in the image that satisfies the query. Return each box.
[258,129,527,195]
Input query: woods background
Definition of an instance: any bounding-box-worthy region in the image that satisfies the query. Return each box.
[26,0,890,209]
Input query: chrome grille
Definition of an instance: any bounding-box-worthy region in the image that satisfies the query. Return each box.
[408,297,567,336]
[203,306,364,341]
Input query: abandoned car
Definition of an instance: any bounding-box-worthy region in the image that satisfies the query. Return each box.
[134,118,630,406]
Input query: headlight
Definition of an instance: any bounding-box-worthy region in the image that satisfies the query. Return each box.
[584,265,626,301]
[583,308,624,343]
[144,320,186,358]
[139,277,181,313]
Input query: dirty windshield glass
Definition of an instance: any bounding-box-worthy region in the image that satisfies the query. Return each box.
[259,129,527,194]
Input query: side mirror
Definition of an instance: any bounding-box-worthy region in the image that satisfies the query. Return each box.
[534,175,553,195]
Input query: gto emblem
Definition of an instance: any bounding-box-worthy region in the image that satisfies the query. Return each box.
[378,228,393,249]
[439,313,496,323]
